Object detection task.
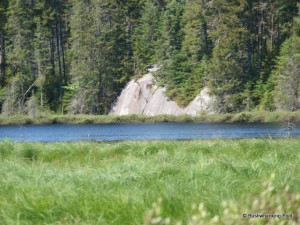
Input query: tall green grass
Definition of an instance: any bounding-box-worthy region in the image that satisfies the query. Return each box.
[1,111,300,125]
[0,139,299,224]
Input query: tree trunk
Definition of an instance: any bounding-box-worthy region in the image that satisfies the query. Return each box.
[258,22,263,77]
[257,2,267,78]
[247,39,252,74]
[50,31,56,76]
[55,14,63,100]
[41,85,43,111]
[204,23,209,56]
[0,33,5,84]
[59,17,67,85]
[201,0,209,56]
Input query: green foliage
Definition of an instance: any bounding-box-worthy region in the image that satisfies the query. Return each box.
[0,0,300,114]
[253,77,276,111]
[273,32,300,111]
[133,0,160,75]
[0,0,8,87]
[5,0,36,102]
[207,0,249,112]
[156,0,184,61]
[67,0,145,114]
[25,93,39,117]
[156,0,210,107]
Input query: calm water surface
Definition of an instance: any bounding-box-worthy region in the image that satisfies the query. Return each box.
[0,123,299,142]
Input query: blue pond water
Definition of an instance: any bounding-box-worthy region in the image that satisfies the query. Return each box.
[0,123,299,142]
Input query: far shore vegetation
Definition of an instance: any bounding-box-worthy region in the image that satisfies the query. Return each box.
[0,139,299,224]
[1,1,300,115]
[1,111,300,125]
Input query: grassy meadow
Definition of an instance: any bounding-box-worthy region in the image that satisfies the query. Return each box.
[0,139,299,225]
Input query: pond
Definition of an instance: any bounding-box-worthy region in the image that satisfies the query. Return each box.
[0,123,299,142]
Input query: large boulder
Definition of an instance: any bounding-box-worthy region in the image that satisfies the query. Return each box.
[109,74,152,115]
[184,87,216,115]
[143,87,184,115]
[110,71,215,115]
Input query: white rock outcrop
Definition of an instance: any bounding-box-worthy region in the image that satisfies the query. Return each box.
[110,70,215,115]
[184,87,215,115]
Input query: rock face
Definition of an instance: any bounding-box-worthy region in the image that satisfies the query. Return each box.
[110,70,215,115]
[184,87,215,115]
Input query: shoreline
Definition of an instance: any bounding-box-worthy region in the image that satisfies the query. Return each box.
[0,111,300,125]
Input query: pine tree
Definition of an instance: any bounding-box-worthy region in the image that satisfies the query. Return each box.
[68,0,94,114]
[1,77,18,115]
[68,0,118,114]
[33,0,71,113]
[156,0,184,61]
[33,1,54,112]
[133,0,160,75]
[182,0,210,61]
[207,0,249,112]
[274,18,300,111]
[0,0,299,115]
[172,0,210,106]
[68,0,144,114]
[155,0,186,104]
[0,0,8,87]
[5,0,36,113]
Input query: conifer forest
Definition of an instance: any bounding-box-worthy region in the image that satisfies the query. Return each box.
[0,0,300,115]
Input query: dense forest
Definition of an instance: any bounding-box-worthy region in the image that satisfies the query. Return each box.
[0,0,300,115]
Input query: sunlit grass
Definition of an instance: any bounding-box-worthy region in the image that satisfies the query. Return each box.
[0,139,299,224]
[1,111,300,125]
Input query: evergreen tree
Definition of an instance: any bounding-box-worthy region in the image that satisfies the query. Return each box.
[133,0,160,75]
[33,1,54,112]
[207,0,249,112]
[68,0,119,114]
[0,0,299,115]
[241,0,299,110]
[182,0,210,61]
[33,0,71,113]
[68,0,144,114]
[155,0,186,105]
[171,0,210,106]
[0,0,8,87]
[1,77,18,115]
[0,0,8,112]
[5,0,36,113]
[274,19,300,111]
[156,0,184,61]
[68,0,95,114]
